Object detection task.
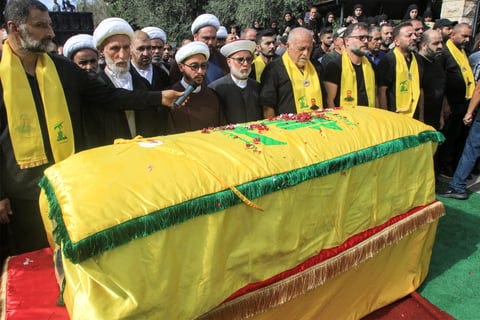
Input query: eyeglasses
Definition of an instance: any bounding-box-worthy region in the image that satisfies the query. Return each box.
[182,63,208,71]
[348,35,372,41]
[229,56,253,64]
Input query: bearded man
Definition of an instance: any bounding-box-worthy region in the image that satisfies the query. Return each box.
[93,18,167,144]
[209,40,262,124]
[0,0,181,256]
[323,23,376,108]
[417,29,445,130]
[167,42,225,134]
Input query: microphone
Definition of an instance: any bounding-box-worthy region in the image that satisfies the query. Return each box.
[173,82,198,108]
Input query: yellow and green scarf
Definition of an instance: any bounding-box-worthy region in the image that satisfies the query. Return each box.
[0,40,74,168]
[446,39,475,99]
[253,54,266,82]
[393,48,420,117]
[282,52,322,113]
[340,51,376,107]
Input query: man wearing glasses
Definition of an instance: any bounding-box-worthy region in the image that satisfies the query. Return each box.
[209,40,262,124]
[323,23,376,109]
[167,41,225,134]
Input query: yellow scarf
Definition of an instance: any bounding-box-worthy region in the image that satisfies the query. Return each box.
[446,39,475,99]
[253,55,266,82]
[282,52,322,113]
[0,40,74,168]
[393,48,420,117]
[340,51,376,107]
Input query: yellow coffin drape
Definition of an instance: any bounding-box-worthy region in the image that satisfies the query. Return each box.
[40,107,443,320]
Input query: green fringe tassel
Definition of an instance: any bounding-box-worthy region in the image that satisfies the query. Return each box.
[40,131,444,264]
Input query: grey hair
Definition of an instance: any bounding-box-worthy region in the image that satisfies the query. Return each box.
[4,0,48,29]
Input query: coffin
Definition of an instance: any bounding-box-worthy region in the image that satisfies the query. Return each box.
[35,106,444,319]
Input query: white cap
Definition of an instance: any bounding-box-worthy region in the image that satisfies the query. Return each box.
[217,26,228,39]
[220,39,256,57]
[191,13,220,34]
[62,34,97,59]
[175,41,210,64]
[93,17,134,48]
[141,27,167,42]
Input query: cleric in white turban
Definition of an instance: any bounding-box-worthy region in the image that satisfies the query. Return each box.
[216,26,228,40]
[175,41,210,64]
[220,39,256,58]
[191,13,220,34]
[93,17,134,49]
[141,26,167,42]
[63,34,97,60]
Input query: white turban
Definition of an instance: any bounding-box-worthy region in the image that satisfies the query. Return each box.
[175,41,210,64]
[141,27,167,42]
[93,17,134,48]
[63,34,97,59]
[217,26,228,39]
[191,13,220,34]
[220,39,256,57]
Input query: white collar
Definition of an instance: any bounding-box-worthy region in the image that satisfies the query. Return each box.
[104,67,133,90]
[181,78,202,93]
[230,74,248,89]
[133,63,153,84]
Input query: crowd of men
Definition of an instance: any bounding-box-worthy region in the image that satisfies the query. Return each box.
[1,0,480,261]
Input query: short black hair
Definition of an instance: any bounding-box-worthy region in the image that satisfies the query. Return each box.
[255,28,275,44]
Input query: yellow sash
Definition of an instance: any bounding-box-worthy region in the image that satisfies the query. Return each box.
[282,52,323,113]
[253,55,266,82]
[0,40,74,168]
[393,48,420,117]
[446,39,475,99]
[340,51,376,107]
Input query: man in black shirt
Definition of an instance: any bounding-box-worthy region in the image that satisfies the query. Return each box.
[323,23,375,108]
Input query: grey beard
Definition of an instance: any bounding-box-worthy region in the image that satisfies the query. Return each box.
[425,47,442,60]
[19,25,56,53]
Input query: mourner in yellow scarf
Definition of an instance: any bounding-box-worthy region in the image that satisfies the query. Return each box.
[393,47,420,117]
[446,39,475,99]
[0,40,74,169]
[282,52,323,113]
[340,51,376,107]
[253,55,266,82]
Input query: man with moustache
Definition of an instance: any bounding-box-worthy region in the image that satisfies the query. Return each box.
[379,23,394,53]
[250,29,277,82]
[417,29,445,130]
[130,30,170,135]
[62,34,99,75]
[167,41,224,134]
[0,0,181,255]
[436,23,474,178]
[376,22,421,119]
[93,18,168,144]
[323,23,376,108]
[141,26,170,75]
[170,13,228,85]
[260,27,323,117]
[366,26,385,65]
[209,40,262,124]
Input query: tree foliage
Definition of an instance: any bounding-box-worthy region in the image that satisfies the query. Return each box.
[102,0,309,44]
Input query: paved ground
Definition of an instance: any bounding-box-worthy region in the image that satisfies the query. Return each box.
[467,174,480,193]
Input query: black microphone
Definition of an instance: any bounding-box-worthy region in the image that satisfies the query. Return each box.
[173,82,199,108]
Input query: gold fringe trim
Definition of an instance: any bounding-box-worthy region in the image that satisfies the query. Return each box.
[198,201,445,320]
[0,256,11,320]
